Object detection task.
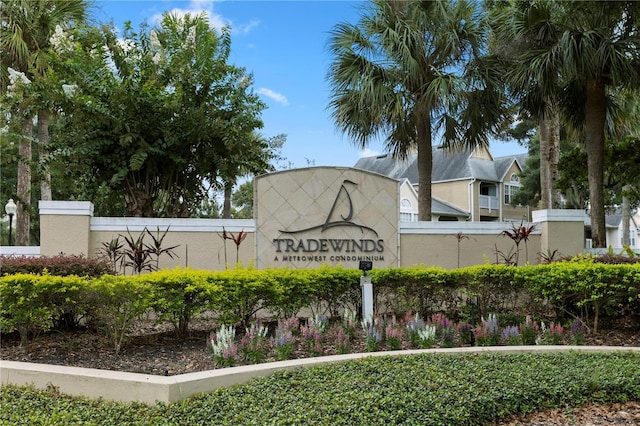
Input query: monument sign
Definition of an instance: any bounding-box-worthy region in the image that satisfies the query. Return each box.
[254,167,400,269]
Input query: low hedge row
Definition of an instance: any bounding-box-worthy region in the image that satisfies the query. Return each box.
[1,262,639,350]
[0,254,113,277]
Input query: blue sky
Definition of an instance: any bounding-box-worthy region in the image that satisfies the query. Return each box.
[90,0,527,168]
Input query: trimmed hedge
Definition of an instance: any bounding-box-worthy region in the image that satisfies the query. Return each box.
[0,254,113,277]
[1,262,639,346]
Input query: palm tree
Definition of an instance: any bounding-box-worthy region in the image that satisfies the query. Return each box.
[497,1,640,247]
[489,0,564,210]
[562,2,640,248]
[327,0,503,221]
[1,0,87,244]
[516,1,640,247]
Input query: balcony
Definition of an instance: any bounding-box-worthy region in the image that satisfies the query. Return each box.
[479,195,498,211]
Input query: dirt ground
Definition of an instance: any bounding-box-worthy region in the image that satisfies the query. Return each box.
[2,319,639,425]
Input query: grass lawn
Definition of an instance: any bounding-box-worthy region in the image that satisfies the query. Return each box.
[2,351,639,425]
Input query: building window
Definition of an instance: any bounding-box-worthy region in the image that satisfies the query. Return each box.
[400,198,417,222]
[504,174,520,205]
[504,185,519,205]
[400,212,413,222]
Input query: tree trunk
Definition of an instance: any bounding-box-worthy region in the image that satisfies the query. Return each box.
[539,119,551,209]
[548,111,562,209]
[38,110,52,201]
[222,182,233,219]
[585,79,607,248]
[16,115,32,246]
[417,105,433,221]
[539,109,562,209]
[622,186,631,247]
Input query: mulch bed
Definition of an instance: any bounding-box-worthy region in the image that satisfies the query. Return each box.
[2,318,639,425]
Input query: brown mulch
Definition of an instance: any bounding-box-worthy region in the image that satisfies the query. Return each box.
[2,319,640,425]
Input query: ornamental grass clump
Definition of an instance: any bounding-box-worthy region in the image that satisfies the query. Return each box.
[520,315,539,345]
[240,319,269,364]
[570,318,587,345]
[384,315,403,350]
[272,318,296,361]
[361,315,382,352]
[300,321,324,357]
[333,324,351,354]
[539,321,564,345]
[208,324,237,367]
[502,325,521,346]
[405,312,426,348]
[342,309,358,339]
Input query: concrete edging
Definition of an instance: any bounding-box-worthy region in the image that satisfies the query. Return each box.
[2,346,639,405]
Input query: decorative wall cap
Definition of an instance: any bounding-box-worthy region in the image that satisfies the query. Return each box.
[38,201,94,216]
[0,246,41,256]
[400,221,541,235]
[91,217,255,233]
[532,209,586,223]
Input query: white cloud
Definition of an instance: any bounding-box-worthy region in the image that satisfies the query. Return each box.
[257,88,289,106]
[359,148,382,158]
[149,0,258,34]
[234,19,261,34]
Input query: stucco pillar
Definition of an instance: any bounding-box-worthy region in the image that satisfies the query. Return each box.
[532,209,585,259]
[39,201,94,257]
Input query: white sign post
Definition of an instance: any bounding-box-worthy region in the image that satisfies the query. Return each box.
[360,274,373,319]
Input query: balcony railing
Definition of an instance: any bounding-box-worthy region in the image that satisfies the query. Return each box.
[479,195,498,211]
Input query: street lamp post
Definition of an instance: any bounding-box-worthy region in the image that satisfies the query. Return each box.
[5,199,17,246]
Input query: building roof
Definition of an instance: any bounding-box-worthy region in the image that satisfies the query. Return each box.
[432,198,470,217]
[354,145,524,185]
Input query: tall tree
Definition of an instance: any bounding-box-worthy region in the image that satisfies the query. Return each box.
[506,1,640,247]
[562,2,640,247]
[219,133,285,218]
[489,0,564,210]
[328,0,504,221]
[1,0,87,244]
[55,13,267,217]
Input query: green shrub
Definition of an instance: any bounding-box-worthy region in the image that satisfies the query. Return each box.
[307,265,360,317]
[213,267,281,326]
[0,254,113,277]
[371,265,450,317]
[88,275,153,354]
[1,262,638,349]
[264,268,314,318]
[145,268,213,336]
[520,262,640,332]
[0,273,56,345]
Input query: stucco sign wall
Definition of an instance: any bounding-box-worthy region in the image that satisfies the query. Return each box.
[254,167,400,269]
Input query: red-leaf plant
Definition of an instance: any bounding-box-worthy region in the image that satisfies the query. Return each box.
[500,221,536,266]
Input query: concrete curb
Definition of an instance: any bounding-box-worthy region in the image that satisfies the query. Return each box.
[2,346,639,405]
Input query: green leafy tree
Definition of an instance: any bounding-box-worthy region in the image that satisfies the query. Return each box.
[327,0,506,221]
[220,133,286,218]
[54,13,267,217]
[0,0,88,244]
[231,180,255,219]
